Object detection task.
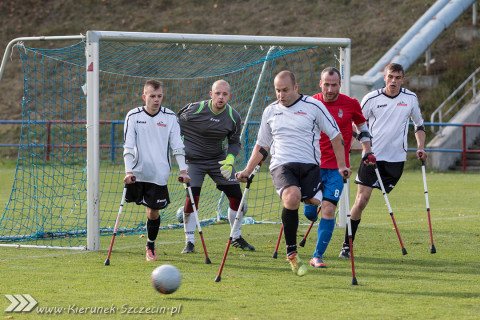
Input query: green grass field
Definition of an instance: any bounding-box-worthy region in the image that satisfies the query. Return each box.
[1,163,479,319]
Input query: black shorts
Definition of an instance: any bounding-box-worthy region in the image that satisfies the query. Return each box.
[270,162,322,200]
[186,159,239,188]
[355,161,404,194]
[125,182,170,210]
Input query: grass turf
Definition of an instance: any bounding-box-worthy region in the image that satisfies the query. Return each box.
[0,165,479,319]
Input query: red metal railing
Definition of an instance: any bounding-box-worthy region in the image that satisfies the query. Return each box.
[462,123,480,172]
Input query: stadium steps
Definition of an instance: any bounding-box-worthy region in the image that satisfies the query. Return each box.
[452,138,480,171]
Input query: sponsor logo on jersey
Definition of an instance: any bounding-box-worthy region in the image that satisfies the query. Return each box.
[137,120,147,124]
[210,118,220,122]
[294,110,307,115]
[397,101,407,107]
[377,104,387,108]
[157,121,167,127]
[274,112,283,116]
[338,108,343,118]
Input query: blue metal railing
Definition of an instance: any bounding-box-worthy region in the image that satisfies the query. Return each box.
[0,120,470,164]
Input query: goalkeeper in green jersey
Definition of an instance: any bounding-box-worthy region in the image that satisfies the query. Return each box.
[177,79,254,253]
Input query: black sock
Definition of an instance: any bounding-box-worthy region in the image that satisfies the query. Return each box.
[282,207,298,256]
[344,219,361,246]
[147,217,161,243]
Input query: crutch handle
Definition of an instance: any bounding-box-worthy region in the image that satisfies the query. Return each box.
[418,152,426,166]
[178,177,190,187]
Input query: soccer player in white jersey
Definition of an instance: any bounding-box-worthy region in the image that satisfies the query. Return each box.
[177,79,255,254]
[338,63,428,258]
[123,79,190,262]
[237,70,352,276]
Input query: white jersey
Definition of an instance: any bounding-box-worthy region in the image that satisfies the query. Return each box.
[256,95,340,171]
[361,88,424,162]
[123,106,185,185]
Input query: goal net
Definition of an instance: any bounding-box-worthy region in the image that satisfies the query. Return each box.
[0,31,350,249]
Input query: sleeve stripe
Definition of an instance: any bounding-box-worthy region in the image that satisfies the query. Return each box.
[302,96,339,131]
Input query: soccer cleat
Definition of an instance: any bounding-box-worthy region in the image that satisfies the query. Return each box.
[231,236,255,251]
[339,243,350,258]
[181,241,195,254]
[310,257,327,268]
[286,252,308,276]
[145,244,157,262]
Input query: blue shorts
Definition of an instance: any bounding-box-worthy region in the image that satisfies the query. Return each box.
[320,168,344,205]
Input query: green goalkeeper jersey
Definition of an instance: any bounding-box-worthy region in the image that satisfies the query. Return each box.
[178,99,242,161]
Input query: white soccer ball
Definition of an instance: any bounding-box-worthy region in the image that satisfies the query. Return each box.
[176,206,184,223]
[151,264,182,294]
[240,203,247,215]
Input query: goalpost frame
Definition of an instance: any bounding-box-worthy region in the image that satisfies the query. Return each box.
[84,31,351,250]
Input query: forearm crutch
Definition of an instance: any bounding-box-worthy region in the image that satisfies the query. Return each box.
[374,164,408,255]
[105,176,135,266]
[419,153,436,254]
[215,148,268,282]
[179,177,212,264]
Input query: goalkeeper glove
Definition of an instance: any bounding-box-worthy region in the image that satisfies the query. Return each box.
[362,152,376,165]
[219,154,235,179]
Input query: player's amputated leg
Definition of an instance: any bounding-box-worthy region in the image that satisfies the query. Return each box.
[283,208,307,276]
[146,216,160,261]
[299,204,318,247]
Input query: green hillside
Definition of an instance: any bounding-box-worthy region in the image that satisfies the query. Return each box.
[0,0,478,157]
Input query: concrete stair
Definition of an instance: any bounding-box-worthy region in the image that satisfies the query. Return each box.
[452,139,480,171]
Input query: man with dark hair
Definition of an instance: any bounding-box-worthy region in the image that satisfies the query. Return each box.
[304,67,374,268]
[237,70,351,276]
[123,79,190,262]
[177,79,254,254]
[339,63,427,258]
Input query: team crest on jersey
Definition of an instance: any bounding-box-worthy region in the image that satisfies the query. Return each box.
[157,121,167,127]
[338,108,343,118]
[294,110,307,115]
[397,101,407,107]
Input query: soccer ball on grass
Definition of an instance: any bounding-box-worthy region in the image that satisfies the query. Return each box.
[151,264,182,294]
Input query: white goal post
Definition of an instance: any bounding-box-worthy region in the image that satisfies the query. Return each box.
[85,31,351,251]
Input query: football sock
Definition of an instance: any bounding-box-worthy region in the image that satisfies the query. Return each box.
[228,207,242,239]
[183,212,196,244]
[314,218,335,257]
[146,217,161,242]
[282,207,299,256]
[344,218,361,245]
